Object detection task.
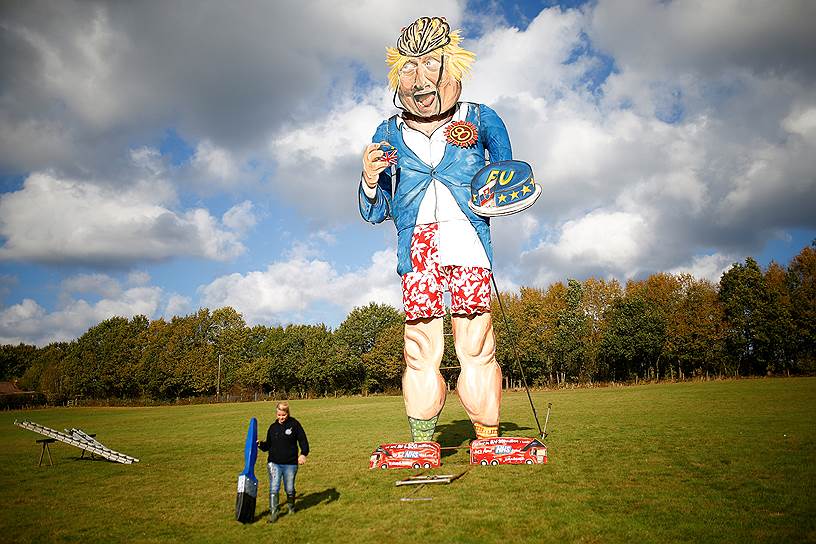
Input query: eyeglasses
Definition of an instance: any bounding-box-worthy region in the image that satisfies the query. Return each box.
[399,57,442,75]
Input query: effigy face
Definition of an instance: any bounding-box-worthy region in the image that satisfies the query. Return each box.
[397,53,462,117]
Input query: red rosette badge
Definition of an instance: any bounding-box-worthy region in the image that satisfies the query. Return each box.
[445,120,478,148]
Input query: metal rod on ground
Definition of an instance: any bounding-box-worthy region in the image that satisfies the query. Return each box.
[542,402,552,438]
[491,276,544,438]
[401,481,426,499]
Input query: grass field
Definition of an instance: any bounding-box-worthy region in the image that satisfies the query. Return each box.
[1,378,815,543]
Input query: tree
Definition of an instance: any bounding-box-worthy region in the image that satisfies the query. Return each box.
[493,284,566,386]
[0,343,38,381]
[335,303,403,358]
[19,343,69,403]
[254,325,299,395]
[143,310,214,399]
[335,303,403,393]
[764,262,796,374]
[136,318,172,398]
[787,242,816,371]
[60,315,148,399]
[663,275,728,378]
[719,258,790,375]
[208,306,248,395]
[601,291,666,381]
[550,279,590,383]
[627,274,682,380]
[361,322,404,393]
[579,278,622,381]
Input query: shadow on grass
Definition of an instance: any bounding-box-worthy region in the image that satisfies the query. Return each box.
[74,455,113,462]
[499,421,534,436]
[436,419,534,458]
[253,487,340,522]
[435,419,472,457]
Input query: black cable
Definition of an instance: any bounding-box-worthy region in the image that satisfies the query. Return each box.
[491,275,544,438]
[434,54,445,116]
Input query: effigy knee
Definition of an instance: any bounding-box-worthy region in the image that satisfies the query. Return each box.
[454,315,496,365]
[404,322,444,371]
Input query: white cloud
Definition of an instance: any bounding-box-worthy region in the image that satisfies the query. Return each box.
[272,92,392,166]
[520,210,651,286]
[267,90,395,222]
[556,211,648,265]
[0,299,47,343]
[127,271,151,286]
[164,294,192,319]
[222,201,257,233]
[130,146,165,176]
[311,230,337,245]
[10,4,127,129]
[0,271,202,345]
[198,249,401,325]
[186,140,256,190]
[192,141,237,179]
[464,7,586,105]
[0,115,76,174]
[783,106,816,140]
[589,0,816,81]
[60,273,122,299]
[0,172,248,264]
[0,277,163,346]
[669,253,737,284]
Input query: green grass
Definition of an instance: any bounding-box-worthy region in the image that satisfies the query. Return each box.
[2,378,815,543]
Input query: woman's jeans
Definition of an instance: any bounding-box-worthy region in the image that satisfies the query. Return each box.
[267,462,298,509]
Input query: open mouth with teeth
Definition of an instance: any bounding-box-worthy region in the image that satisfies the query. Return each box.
[413,90,437,109]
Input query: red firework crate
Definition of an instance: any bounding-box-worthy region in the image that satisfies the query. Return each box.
[369,441,442,470]
[470,437,548,466]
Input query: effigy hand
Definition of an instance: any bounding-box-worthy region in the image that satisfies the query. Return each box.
[362,142,392,189]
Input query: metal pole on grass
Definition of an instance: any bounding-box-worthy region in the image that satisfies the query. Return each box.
[217,353,222,400]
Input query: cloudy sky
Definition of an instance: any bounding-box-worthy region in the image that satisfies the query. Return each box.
[1,0,814,346]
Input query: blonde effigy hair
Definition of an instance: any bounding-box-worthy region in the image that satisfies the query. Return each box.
[386,17,476,90]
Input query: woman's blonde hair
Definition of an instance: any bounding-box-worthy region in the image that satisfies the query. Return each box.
[276,401,290,414]
[386,17,476,90]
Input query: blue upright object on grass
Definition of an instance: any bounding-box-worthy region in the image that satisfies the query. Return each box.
[235,417,258,523]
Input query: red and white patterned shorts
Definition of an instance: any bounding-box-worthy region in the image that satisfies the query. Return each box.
[402,223,492,321]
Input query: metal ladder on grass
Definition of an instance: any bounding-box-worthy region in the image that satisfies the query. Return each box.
[14,420,139,465]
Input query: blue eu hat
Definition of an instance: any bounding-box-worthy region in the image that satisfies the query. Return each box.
[468,160,541,217]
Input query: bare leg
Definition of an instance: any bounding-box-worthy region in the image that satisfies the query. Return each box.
[453,313,501,432]
[403,317,446,421]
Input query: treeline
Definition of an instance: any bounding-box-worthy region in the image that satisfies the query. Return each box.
[1,244,814,403]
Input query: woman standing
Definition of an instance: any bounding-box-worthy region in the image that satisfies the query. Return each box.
[258,401,309,523]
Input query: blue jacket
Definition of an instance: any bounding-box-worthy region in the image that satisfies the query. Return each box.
[358,102,512,276]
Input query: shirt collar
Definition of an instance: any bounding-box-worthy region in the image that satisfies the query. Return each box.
[397,102,465,129]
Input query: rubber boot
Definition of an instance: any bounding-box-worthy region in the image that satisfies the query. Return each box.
[286,493,296,515]
[268,495,279,523]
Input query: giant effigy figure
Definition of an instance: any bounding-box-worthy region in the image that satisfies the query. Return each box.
[359,17,512,441]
